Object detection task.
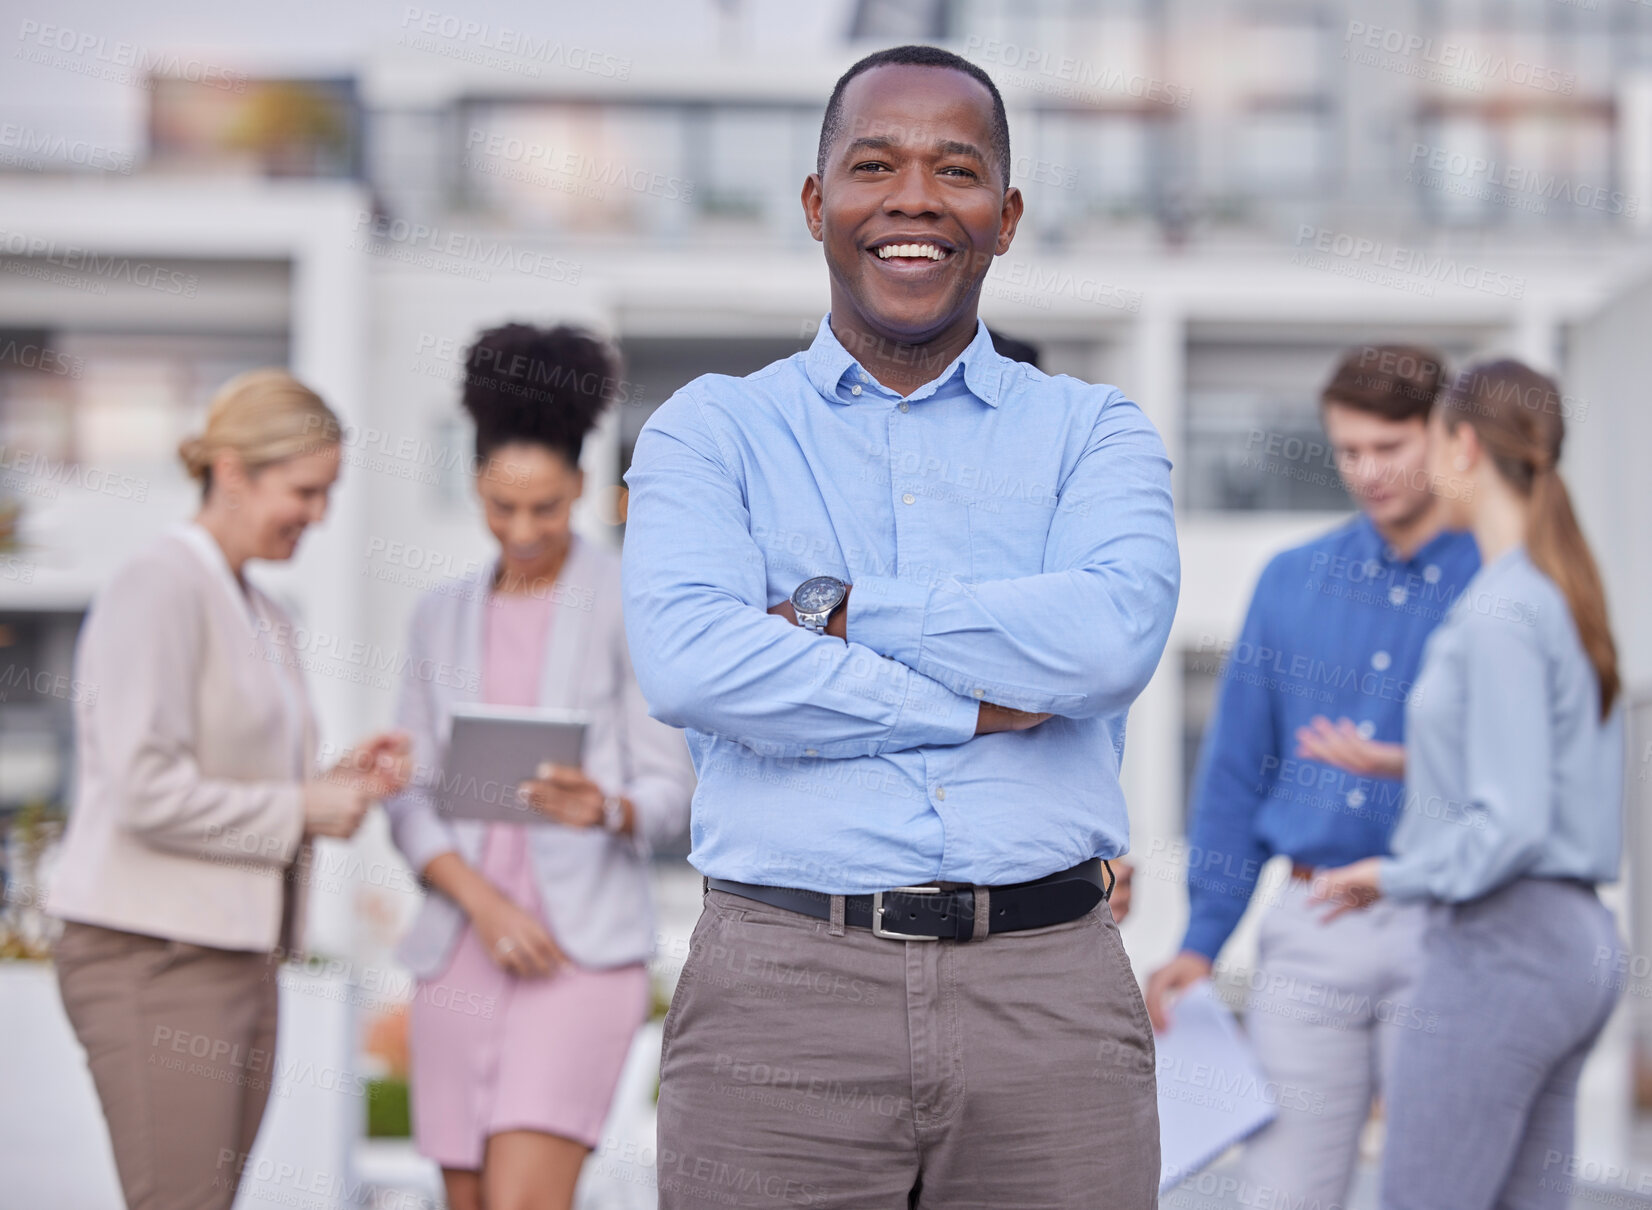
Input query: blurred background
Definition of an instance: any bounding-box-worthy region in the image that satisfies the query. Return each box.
[1,0,1650,1206]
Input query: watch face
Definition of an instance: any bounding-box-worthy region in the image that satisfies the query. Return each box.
[793,576,846,614]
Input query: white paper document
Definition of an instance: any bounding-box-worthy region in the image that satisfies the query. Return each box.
[1154,981,1278,1194]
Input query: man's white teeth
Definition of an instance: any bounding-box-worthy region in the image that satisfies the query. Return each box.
[876,244,946,261]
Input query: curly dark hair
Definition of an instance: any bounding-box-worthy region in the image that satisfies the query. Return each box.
[460,323,619,466]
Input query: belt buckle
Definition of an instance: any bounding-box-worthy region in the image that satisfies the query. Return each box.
[871,885,944,941]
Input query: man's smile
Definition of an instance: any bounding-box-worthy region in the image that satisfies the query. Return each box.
[867,235,956,271]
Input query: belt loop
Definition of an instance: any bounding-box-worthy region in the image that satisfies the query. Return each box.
[971,886,990,942]
[701,874,708,902]
[828,895,846,937]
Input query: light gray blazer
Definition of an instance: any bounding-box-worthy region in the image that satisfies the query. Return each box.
[385,535,694,975]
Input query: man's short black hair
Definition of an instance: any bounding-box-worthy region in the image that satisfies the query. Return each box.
[816,44,1011,189]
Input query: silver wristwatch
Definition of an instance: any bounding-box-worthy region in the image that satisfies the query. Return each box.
[790,575,848,634]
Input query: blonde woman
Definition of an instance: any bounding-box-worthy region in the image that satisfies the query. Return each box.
[384,324,693,1210]
[49,369,410,1210]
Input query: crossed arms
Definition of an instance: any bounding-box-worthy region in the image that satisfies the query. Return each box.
[620,388,1180,759]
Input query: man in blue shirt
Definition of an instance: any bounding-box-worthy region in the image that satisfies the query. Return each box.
[1145,345,1480,1209]
[623,44,1179,1209]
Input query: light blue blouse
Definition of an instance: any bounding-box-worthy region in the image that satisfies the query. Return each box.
[1379,546,1623,902]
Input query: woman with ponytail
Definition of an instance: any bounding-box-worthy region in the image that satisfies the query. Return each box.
[1309,359,1625,1209]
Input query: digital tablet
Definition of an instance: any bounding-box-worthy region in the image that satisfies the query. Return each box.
[436,703,590,824]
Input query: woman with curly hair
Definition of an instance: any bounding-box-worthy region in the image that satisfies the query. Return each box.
[382,323,693,1210]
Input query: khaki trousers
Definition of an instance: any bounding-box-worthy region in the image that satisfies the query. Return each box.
[656,888,1160,1210]
[54,921,281,1210]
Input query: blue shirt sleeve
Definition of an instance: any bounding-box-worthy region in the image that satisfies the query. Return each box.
[621,387,981,759]
[1179,564,1280,962]
[846,392,1180,718]
[1379,608,1553,902]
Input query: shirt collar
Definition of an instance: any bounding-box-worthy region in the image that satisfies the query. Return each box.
[171,521,258,630]
[1349,513,1472,567]
[802,313,1006,407]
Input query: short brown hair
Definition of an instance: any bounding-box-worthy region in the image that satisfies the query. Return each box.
[1320,344,1448,423]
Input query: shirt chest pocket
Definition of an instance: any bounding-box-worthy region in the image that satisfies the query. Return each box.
[968,498,1057,579]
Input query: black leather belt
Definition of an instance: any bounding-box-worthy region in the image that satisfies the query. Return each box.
[705,858,1112,942]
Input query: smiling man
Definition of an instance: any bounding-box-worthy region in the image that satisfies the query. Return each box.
[622,44,1179,1209]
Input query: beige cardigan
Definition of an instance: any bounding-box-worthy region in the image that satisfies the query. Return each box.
[49,525,318,953]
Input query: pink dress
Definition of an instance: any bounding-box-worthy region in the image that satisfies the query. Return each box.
[407,589,650,1168]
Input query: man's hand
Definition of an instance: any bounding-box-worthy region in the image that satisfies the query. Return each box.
[1145,950,1213,1032]
[770,589,1051,736]
[768,587,850,640]
[974,702,1052,734]
[1294,716,1405,780]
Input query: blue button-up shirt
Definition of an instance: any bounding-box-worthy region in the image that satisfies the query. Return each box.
[621,316,1180,892]
[1181,515,1480,961]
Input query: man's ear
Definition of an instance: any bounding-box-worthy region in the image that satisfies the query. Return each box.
[801,174,825,243]
[994,185,1024,256]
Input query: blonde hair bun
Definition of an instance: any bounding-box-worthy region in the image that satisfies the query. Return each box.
[177,368,342,486]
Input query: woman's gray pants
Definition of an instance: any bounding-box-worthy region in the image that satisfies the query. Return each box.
[1382,877,1624,1210]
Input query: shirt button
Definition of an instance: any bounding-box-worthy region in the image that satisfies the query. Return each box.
[1371,650,1391,671]
[1389,586,1408,606]
[935,787,946,800]
[859,371,869,383]
[899,401,910,413]
[1423,564,1441,583]
[804,748,818,757]
[902,493,916,505]
[1347,788,1367,808]
[1356,721,1376,739]
[972,688,985,698]
[850,384,862,396]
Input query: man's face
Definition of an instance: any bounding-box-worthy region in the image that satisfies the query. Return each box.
[1321,402,1434,531]
[803,64,1022,343]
